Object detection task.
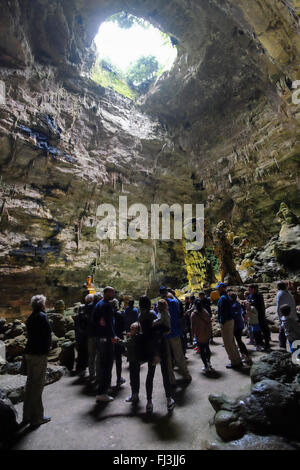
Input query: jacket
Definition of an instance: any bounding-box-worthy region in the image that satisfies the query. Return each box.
[25,311,52,355]
[191,309,212,344]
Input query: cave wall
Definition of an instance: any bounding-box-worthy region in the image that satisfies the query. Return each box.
[0,0,299,316]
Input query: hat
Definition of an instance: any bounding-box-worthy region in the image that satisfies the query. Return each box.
[159,285,168,293]
[215,283,227,289]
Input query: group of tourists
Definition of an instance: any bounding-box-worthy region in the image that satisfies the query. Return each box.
[20,280,300,429]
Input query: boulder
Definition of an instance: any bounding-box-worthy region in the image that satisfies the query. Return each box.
[250,350,300,384]
[47,313,65,338]
[206,433,300,450]
[0,318,8,334]
[0,392,18,442]
[4,324,25,340]
[0,361,22,375]
[54,300,65,314]
[214,409,245,442]
[240,379,300,439]
[0,365,67,404]
[59,341,75,371]
[209,351,300,443]
[64,316,75,332]
[5,335,26,358]
[48,347,62,363]
[65,330,75,341]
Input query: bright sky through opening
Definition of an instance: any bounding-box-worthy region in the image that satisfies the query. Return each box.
[94,20,177,73]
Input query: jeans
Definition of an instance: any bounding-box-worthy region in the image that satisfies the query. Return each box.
[23,354,48,425]
[234,329,249,356]
[129,339,173,399]
[258,314,271,348]
[197,342,211,367]
[251,324,264,346]
[95,339,114,395]
[279,326,287,349]
[114,343,123,383]
[76,338,88,372]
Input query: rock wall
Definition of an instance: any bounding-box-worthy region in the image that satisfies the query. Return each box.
[0,0,300,316]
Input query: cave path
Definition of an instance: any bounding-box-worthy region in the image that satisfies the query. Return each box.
[12,338,268,450]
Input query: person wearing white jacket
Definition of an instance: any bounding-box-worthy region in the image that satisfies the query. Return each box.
[277,281,297,349]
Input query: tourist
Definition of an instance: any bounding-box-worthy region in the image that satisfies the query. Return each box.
[87,292,102,383]
[230,293,252,366]
[138,296,175,413]
[198,291,212,316]
[22,295,52,428]
[184,295,193,346]
[248,284,271,352]
[244,301,264,350]
[93,286,119,403]
[124,322,142,404]
[110,298,126,388]
[124,299,139,333]
[199,291,214,344]
[74,297,89,377]
[280,304,300,353]
[191,299,213,373]
[216,283,243,369]
[160,286,192,385]
[277,281,297,350]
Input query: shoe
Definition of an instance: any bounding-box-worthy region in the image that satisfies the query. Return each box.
[116,377,126,387]
[17,420,30,429]
[29,416,51,428]
[96,394,114,403]
[226,363,243,369]
[125,394,139,404]
[167,398,175,412]
[146,401,153,414]
[182,375,192,384]
[202,366,208,373]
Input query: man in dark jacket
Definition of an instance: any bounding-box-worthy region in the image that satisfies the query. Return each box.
[111,298,126,388]
[22,295,52,428]
[93,286,119,403]
[74,296,90,378]
[217,283,242,369]
[248,284,271,352]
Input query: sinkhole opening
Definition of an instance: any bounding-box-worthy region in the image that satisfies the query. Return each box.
[91,12,178,100]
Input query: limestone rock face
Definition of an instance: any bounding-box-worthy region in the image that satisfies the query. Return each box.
[0,0,299,315]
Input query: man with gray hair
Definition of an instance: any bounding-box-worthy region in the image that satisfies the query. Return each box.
[21,295,52,428]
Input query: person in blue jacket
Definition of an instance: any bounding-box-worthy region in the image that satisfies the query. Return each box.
[217,283,243,369]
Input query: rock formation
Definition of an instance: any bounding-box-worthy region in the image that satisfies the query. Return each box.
[209,351,300,447]
[0,1,299,316]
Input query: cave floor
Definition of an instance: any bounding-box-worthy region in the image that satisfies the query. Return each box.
[11,337,277,451]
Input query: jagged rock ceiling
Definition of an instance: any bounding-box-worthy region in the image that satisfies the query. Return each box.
[0,0,300,315]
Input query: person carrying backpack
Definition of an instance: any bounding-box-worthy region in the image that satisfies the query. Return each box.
[216,283,243,369]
